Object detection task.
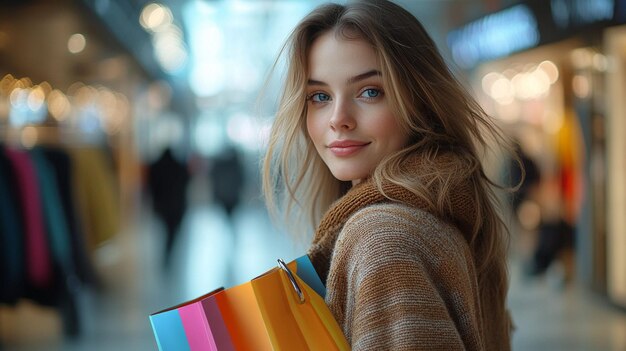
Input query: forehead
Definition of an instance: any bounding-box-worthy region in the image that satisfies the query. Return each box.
[307,31,379,78]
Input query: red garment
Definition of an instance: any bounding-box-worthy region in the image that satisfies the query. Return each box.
[4,148,52,287]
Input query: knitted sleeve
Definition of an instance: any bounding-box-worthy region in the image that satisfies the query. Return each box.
[325,203,484,351]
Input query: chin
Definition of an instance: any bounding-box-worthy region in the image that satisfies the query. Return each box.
[329,169,365,183]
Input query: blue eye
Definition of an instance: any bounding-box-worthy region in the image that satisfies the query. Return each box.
[308,93,330,102]
[361,89,381,98]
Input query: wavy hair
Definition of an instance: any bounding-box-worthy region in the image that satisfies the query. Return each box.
[262,1,512,348]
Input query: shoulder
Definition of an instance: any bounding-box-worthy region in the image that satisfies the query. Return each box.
[325,202,482,349]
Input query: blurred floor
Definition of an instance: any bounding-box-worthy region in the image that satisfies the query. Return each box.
[508,256,626,350]
[2,200,626,351]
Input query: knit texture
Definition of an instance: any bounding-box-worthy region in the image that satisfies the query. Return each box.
[309,152,478,284]
[308,152,510,350]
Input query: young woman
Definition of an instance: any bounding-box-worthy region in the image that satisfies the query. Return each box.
[263,0,512,349]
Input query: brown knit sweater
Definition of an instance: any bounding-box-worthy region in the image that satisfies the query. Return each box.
[308,153,510,350]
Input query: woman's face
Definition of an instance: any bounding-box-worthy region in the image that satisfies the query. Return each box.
[306,32,409,185]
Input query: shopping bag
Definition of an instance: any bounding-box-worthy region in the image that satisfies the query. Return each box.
[149,255,350,351]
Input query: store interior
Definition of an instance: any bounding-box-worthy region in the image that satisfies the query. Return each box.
[2,0,626,350]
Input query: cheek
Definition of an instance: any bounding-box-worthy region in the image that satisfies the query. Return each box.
[374,113,400,136]
[378,114,409,149]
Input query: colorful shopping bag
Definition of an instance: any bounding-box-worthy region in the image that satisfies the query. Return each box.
[149,255,349,351]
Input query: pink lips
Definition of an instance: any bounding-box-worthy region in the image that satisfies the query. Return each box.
[327,140,370,156]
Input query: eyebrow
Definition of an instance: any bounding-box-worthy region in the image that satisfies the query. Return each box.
[307,69,381,86]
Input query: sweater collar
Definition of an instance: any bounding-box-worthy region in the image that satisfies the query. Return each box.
[308,151,479,283]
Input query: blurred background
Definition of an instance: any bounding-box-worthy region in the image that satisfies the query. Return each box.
[0,0,625,350]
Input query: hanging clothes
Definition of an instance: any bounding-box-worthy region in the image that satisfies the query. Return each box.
[29,147,74,278]
[70,147,121,251]
[0,147,24,304]
[42,146,98,286]
[3,147,53,289]
[0,140,120,337]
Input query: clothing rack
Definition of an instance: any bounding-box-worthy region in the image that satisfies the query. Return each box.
[0,125,121,338]
[0,73,126,341]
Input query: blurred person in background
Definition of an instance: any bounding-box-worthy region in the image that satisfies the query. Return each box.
[262,0,515,349]
[524,113,581,284]
[526,174,576,283]
[147,147,190,268]
[209,145,245,223]
[508,139,576,284]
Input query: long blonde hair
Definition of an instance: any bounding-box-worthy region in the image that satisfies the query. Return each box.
[262,0,512,348]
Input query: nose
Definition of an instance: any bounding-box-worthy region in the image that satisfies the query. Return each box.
[329,99,356,131]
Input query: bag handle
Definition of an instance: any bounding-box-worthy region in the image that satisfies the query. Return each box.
[278,259,305,304]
